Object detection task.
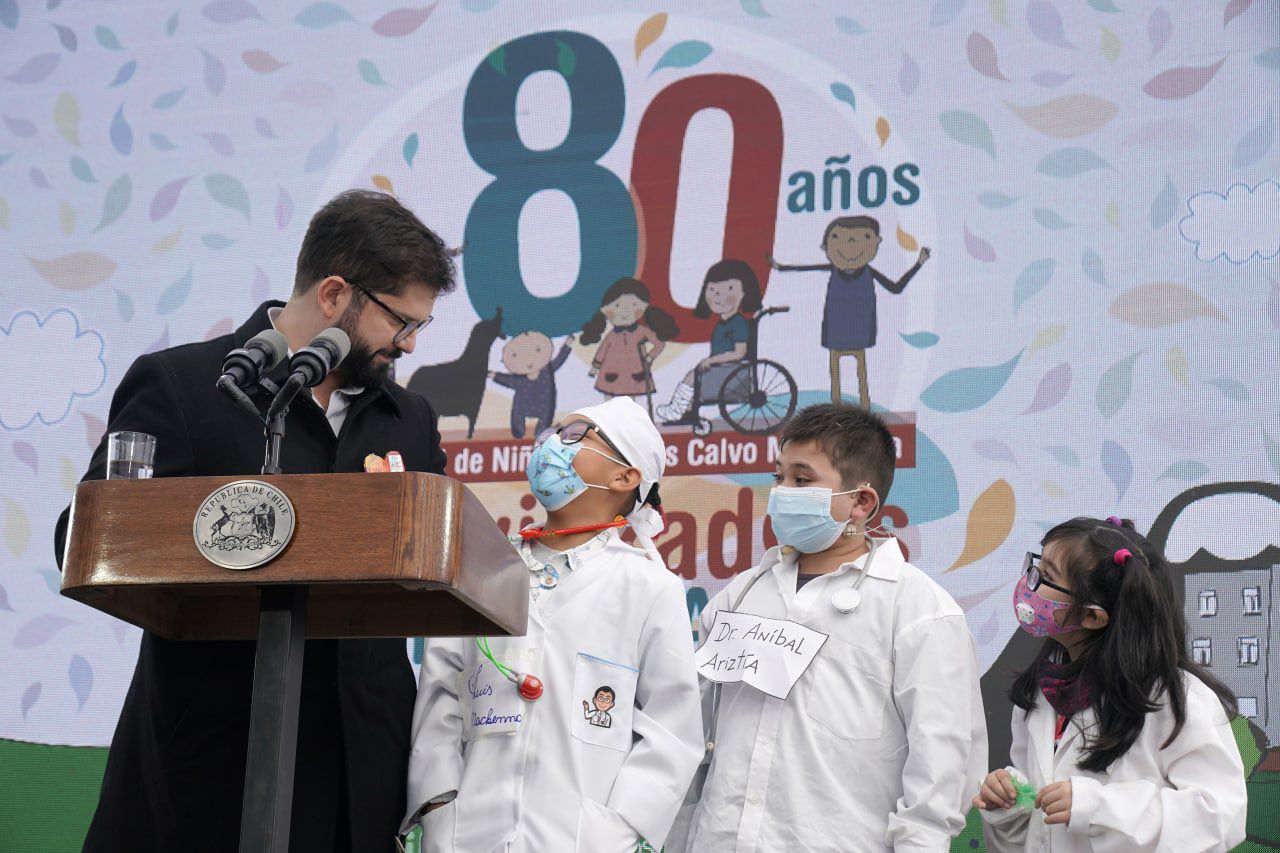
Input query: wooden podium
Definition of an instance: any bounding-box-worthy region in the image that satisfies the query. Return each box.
[61,472,528,853]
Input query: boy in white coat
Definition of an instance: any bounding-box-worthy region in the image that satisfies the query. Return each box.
[681,404,987,852]
[404,397,703,853]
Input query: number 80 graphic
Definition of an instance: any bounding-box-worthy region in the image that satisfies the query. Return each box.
[462,31,784,342]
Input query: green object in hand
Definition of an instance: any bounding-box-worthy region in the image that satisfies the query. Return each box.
[1013,777,1038,811]
[403,824,422,853]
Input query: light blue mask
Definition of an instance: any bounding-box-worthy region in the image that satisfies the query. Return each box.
[525,435,625,511]
[766,485,858,554]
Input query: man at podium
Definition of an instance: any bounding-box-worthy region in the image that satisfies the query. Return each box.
[54,190,457,853]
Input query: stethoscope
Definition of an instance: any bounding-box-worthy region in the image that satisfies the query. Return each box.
[731,532,885,614]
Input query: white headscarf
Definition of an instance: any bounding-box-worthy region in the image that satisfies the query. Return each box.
[570,397,666,560]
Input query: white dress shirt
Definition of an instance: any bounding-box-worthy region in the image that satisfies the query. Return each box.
[266,307,363,436]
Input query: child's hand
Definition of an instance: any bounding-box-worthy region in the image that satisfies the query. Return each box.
[582,700,590,713]
[1036,780,1072,825]
[973,769,1017,810]
[588,367,598,378]
[486,370,495,380]
[918,247,932,265]
[766,254,782,271]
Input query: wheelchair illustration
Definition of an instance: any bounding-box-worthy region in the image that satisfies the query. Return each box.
[665,306,799,436]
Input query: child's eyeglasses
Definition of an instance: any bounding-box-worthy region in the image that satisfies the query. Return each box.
[534,420,629,463]
[1023,552,1075,597]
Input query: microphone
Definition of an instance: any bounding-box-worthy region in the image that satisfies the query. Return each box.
[261,328,350,474]
[285,327,350,388]
[217,329,289,420]
[220,329,290,389]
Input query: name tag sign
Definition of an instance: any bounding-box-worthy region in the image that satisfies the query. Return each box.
[459,659,525,739]
[694,610,828,699]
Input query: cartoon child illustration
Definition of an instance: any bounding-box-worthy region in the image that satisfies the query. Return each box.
[769,215,930,409]
[583,686,615,728]
[580,277,679,405]
[488,331,573,439]
[655,260,762,424]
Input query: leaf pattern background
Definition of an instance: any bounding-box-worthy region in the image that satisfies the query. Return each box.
[0,0,1274,792]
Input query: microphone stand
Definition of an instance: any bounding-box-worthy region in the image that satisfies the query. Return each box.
[261,373,305,476]
[245,368,308,853]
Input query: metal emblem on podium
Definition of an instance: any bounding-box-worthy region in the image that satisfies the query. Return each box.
[193,480,296,570]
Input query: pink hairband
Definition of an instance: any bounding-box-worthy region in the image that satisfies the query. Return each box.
[1113,548,1133,566]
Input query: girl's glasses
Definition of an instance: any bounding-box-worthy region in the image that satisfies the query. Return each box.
[1023,551,1074,597]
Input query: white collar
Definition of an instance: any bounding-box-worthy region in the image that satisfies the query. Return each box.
[764,534,903,583]
[525,526,615,569]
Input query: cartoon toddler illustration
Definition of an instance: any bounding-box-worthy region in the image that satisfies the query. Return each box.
[488,331,573,438]
[582,686,615,728]
[769,215,930,409]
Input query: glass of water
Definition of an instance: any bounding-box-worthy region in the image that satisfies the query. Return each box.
[106,431,157,479]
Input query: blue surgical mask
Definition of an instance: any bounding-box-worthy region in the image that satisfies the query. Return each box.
[767,485,859,554]
[525,435,626,511]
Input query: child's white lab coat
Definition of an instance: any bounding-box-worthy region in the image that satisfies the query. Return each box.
[684,538,987,852]
[405,530,703,853]
[980,672,1247,852]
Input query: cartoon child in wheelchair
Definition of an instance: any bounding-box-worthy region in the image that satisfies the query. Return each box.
[656,259,797,436]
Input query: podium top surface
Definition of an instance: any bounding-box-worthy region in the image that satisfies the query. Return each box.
[61,472,529,641]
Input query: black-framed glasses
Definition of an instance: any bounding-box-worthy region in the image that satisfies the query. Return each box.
[348,281,433,344]
[534,420,628,463]
[1023,551,1074,597]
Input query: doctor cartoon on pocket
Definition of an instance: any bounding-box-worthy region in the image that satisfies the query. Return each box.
[583,687,615,728]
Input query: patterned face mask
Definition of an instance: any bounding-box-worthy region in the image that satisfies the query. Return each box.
[1012,551,1104,638]
[1012,573,1086,638]
[524,434,624,511]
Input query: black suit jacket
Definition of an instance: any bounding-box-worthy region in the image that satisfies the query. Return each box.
[55,302,447,853]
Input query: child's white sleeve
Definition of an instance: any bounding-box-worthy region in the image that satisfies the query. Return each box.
[979,711,1033,853]
[1066,687,1247,852]
[403,637,467,832]
[604,577,705,849]
[884,613,987,853]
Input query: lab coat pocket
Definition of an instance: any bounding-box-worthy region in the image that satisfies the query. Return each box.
[419,802,456,853]
[575,798,640,853]
[803,637,892,740]
[571,652,638,752]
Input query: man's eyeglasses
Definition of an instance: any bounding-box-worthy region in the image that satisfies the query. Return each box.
[1023,552,1074,597]
[534,420,628,464]
[347,280,433,344]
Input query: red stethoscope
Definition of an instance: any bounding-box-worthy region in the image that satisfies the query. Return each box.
[477,516,630,702]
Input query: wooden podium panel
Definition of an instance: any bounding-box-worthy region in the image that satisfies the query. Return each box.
[60,472,528,640]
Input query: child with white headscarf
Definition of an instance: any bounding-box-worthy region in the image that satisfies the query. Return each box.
[403,397,702,853]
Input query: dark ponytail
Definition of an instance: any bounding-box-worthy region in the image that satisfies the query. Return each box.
[642,305,679,341]
[1010,516,1236,773]
[580,311,607,345]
